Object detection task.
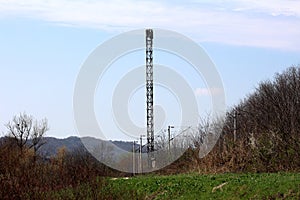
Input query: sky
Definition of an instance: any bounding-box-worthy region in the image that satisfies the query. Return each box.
[0,0,300,140]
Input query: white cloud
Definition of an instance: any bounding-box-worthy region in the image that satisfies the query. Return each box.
[195,87,222,96]
[0,0,299,51]
[228,0,300,17]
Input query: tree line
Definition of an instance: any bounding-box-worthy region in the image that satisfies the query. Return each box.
[188,66,300,173]
[1,65,300,198]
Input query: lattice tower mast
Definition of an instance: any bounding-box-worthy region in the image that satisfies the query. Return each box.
[146,29,154,155]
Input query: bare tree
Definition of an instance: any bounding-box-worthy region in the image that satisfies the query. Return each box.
[30,119,49,154]
[5,113,49,155]
[6,113,33,153]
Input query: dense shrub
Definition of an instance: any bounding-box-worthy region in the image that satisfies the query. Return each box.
[188,66,300,173]
[0,138,126,199]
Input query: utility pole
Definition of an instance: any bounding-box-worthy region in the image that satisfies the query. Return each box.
[168,125,174,162]
[168,126,175,151]
[132,141,137,175]
[139,135,145,173]
[233,110,237,142]
[146,29,154,168]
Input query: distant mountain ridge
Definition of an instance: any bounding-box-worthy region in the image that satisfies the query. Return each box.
[0,136,136,158]
[39,136,135,157]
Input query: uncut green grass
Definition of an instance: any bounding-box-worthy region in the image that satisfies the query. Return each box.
[48,173,300,199]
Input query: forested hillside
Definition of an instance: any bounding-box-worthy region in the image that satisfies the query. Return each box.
[1,66,300,199]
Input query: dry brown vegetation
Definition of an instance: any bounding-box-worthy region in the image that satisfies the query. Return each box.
[162,66,300,174]
[1,66,300,198]
[0,137,129,199]
[0,114,126,199]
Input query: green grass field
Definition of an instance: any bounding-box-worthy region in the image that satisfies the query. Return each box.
[46,173,300,199]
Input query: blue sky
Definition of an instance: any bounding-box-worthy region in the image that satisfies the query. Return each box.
[0,0,300,139]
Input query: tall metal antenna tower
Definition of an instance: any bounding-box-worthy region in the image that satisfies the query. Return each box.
[146,29,154,162]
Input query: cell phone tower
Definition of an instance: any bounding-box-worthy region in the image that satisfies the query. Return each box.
[146,29,154,167]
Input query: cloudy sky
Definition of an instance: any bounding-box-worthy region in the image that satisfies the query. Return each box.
[0,0,299,139]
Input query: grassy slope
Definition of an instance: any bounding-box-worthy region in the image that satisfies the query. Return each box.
[50,173,300,199]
